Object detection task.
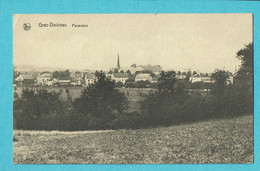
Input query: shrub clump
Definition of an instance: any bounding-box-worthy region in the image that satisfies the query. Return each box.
[72,71,128,130]
[13,88,67,130]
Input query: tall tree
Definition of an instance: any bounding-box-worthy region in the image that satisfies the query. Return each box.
[73,72,128,122]
[64,69,70,79]
[52,71,59,78]
[140,70,187,126]
[157,71,177,93]
[211,70,230,96]
[236,43,253,86]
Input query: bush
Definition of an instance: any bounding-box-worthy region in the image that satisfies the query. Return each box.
[13,88,67,130]
[72,72,128,129]
[140,71,190,127]
[109,112,146,129]
[115,81,124,88]
[135,80,151,88]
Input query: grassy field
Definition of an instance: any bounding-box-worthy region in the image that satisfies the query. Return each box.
[13,115,253,164]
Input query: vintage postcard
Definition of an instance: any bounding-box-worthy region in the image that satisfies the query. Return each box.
[13,14,253,164]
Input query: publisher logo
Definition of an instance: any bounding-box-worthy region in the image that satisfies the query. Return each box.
[23,23,31,31]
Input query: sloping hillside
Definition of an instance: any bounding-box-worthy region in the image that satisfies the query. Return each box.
[13,115,253,164]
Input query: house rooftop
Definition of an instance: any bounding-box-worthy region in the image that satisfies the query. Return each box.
[135,73,151,79]
[59,80,71,83]
[113,73,129,78]
[39,72,52,78]
[22,74,34,80]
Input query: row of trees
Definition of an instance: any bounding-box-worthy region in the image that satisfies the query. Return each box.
[52,70,71,80]
[13,43,253,130]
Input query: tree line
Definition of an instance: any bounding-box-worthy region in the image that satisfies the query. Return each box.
[13,43,253,130]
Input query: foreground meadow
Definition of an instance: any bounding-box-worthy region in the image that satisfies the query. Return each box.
[13,115,253,164]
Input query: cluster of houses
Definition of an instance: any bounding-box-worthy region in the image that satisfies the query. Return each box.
[14,70,233,87]
[14,71,157,87]
[14,55,234,87]
[14,70,233,88]
[189,73,233,84]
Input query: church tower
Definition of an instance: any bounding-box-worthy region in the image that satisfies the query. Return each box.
[117,54,120,69]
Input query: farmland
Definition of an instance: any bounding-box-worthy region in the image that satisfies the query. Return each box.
[13,115,253,164]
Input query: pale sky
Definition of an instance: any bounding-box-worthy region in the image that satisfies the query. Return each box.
[13,14,253,73]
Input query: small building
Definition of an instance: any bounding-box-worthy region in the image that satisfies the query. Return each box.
[189,76,214,83]
[37,72,52,85]
[111,73,129,84]
[84,73,96,86]
[135,73,153,83]
[189,75,233,85]
[58,79,71,86]
[14,76,23,86]
[15,74,35,86]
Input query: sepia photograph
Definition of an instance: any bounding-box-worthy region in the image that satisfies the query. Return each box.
[13,14,253,164]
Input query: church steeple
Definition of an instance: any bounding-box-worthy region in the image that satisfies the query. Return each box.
[117,54,120,69]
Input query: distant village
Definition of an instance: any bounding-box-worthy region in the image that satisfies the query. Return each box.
[13,55,234,87]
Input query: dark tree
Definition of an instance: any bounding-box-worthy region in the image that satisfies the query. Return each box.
[187,71,191,77]
[53,70,71,80]
[64,69,70,77]
[236,43,253,87]
[52,71,59,78]
[115,81,124,88]
[140,71,188,126]
[211,70,230,96]
[13,88,66,130]
[232,43,254,115]
[73,72,128,129]
[157,71,177,93]
[95,70,103,79]
[185,71,192,81]
[135,80,151,88]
